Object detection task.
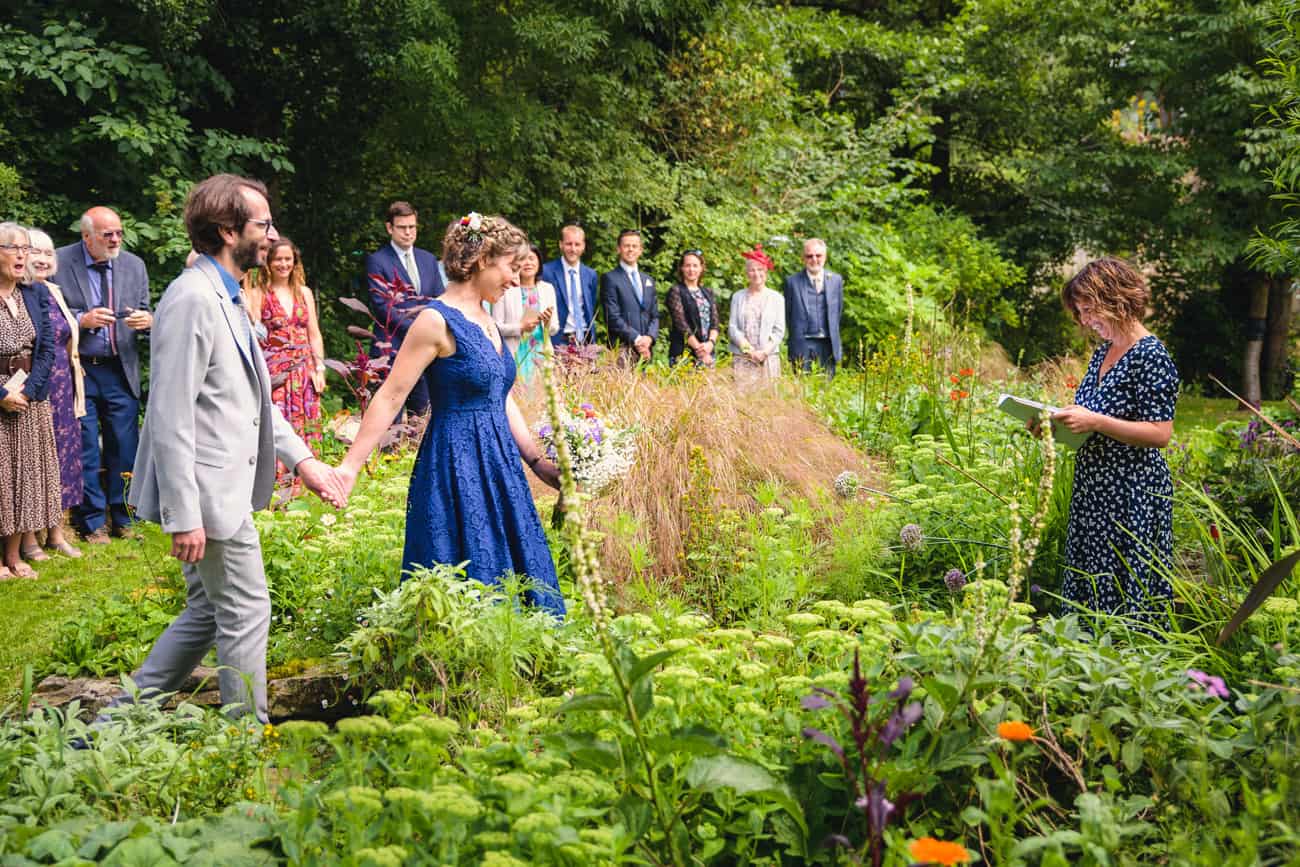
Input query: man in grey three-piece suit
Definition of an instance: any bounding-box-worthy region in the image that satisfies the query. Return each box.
[783,237,844,377]
[123,174,345,722]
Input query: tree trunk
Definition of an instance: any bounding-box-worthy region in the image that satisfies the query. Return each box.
[1263,278,1296,399]
[930,105,952,200]
[1242,276,1270,407]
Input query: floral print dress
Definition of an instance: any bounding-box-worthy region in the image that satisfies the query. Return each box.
[1061,335,1178,630]
[259,290,321,479]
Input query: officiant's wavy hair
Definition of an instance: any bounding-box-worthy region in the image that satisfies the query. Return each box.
[1062,257,1149,328]
[441,215,528,282]
[186,174,270,255]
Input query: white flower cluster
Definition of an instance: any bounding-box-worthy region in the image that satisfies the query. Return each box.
[537,405,635,494]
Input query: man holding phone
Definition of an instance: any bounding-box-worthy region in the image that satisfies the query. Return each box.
[56,207,152,542]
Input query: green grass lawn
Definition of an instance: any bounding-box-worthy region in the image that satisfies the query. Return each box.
[0,524,174,700]
[1174,395,1288,437]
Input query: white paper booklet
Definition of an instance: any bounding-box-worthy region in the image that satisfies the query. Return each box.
[996,393,1091,450]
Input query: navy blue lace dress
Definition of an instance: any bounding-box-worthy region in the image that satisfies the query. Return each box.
[402,299,565,618]
[1061,335,1178,630]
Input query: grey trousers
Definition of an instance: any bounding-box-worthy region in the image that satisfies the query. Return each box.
[126,515,271,722]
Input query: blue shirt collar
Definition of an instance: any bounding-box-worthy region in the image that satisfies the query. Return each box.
[82,241,110,270]
[203,254,243,302]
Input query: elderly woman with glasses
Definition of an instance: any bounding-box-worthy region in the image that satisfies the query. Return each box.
[728,244,786,386]
[17,230,85,559]
[0,223,62,579]
[666,249,720,367]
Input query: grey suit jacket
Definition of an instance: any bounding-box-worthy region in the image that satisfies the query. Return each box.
[782,269,844,364]
[128,257,313,540]
[55,242,151,398]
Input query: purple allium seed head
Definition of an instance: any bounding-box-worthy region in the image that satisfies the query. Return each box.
[944,568,966,592]
[899,523,924,552]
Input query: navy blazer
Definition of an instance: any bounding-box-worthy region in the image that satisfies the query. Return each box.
[364,244,445,355]
[540,258,599,344]
[782,269,844,364]
[55,243,151,398]
[9,283,56,402]
[601,266,659,348]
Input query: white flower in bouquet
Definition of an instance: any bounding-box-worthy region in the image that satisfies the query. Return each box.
[536,403,635,494]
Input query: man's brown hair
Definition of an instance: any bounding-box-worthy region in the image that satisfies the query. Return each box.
[386,201,417,223]
[185,174,269,255]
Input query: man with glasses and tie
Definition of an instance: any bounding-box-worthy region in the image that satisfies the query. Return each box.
[56,207,152,542]
[783,237,844,377]
[601,229,659,364]
[364,201,445,416]
[541,223,599,346]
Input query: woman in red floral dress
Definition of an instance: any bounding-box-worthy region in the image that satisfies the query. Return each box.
[245,239,325,485]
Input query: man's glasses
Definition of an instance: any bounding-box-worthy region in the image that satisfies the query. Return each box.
[99,230,125,240]
[0,244,31,254]
[246,218,275,234]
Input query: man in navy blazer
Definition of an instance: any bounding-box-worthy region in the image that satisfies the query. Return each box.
[601,229,658,363]
[783,238,844,377]
[56,207,153,541]
[363,201,445,415]
[540,223,599,345]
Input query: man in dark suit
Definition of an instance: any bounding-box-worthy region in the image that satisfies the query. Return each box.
[540,223,599,345]
[783,238,844,377]
[56,207,152,542]
[601,229,658,363]
[363,201,445,415]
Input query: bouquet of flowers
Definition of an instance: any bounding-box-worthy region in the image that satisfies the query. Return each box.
[536,402,636,493]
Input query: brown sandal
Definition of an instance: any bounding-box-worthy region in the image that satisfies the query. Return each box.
[50,540,82,558]
[20,544,50,562]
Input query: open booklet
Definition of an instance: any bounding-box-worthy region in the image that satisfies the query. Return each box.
[996,393,1091,450]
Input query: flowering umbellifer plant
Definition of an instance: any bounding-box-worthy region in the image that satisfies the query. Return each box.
[536,402,635,494]
[801,649,923,867]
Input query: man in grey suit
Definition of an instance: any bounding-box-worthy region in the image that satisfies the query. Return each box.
[783,238,844,377]
[123,174,345,723]
[56,207,153,541]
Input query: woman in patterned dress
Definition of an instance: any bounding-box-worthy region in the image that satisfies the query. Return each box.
[244,239,324,484]
[728,244,785,387]
[666,250,720,367]
[490,244,557,388]
[1050,257,1179,631]
[0,223,62,579]
[18,229,83,560]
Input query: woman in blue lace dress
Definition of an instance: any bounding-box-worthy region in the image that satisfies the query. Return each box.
[337,214,565,618]
[1051,258,1178,631]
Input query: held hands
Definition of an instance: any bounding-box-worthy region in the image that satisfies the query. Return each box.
[296,457,349,509]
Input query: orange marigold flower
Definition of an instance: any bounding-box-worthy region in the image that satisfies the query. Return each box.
[1065,376,1079,389]
[998,720,1034,741]
[950,389,961,400]
[950,374,960,384]
[959,367,974,377]
[909,837,971,865]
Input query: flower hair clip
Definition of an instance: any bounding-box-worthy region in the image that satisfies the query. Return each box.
[460,211,485,238]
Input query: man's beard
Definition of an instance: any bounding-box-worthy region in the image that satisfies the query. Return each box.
[233,235,263,272]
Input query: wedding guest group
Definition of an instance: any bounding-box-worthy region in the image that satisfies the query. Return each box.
[0,224,61,580]
[57,207,153,542]
[365,201,445,416]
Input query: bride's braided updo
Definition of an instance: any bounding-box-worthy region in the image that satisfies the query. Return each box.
[441,213,528,281]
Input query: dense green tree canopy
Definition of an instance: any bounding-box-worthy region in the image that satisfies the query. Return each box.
[0,0,1294,387]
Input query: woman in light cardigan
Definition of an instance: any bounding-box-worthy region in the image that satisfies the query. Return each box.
[491,244,557,386]
[20,229,84,560]
[729,245,786,386]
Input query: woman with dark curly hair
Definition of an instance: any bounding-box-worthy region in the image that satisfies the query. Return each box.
[336,214,565,618]
[1051,257,1179,631]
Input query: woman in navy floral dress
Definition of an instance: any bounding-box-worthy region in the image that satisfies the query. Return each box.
[1052,258,1178,631]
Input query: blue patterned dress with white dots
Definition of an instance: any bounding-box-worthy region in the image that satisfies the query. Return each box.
[1061,335,1179,630]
